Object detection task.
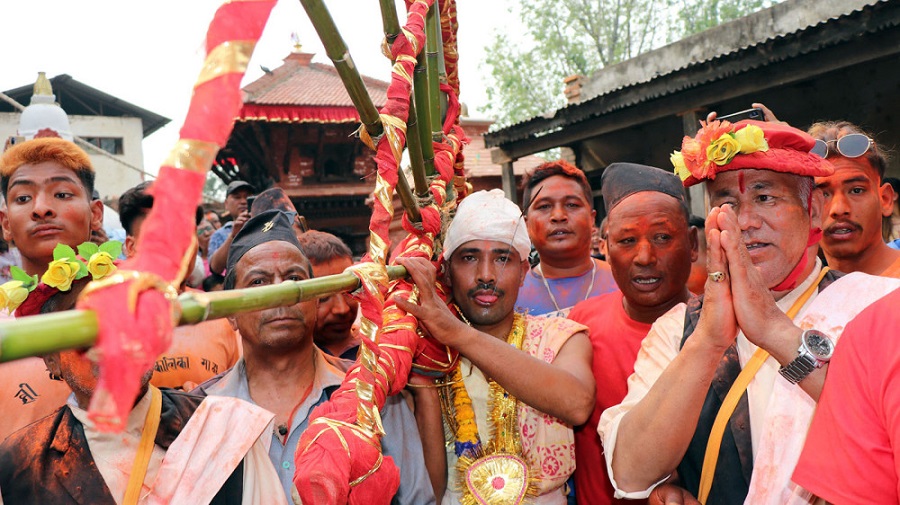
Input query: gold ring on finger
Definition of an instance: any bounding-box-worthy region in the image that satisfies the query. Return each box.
[708,271,726,283]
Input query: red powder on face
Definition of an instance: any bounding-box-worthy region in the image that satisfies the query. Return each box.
[738,171,745,193]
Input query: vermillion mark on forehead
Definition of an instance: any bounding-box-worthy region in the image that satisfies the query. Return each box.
[738,171,745,194]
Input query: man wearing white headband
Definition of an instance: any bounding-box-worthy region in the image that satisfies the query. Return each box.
[398,189,595,505]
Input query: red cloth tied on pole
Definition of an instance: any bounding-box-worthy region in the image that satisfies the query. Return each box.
[295,0,473,503]
[76,0,276,431]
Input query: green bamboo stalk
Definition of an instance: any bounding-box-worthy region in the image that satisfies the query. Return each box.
[425,2,443,143]
[434,1,450,125]
[0,311,98,361]
[406,90,429,196]
[394,168,422,222]
[379,0,427,198]
[379,0,401,46]
[0,266,408,362]
[413,35,437,177]
[300,0,383,138]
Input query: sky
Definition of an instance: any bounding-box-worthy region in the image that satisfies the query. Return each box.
[2,0,522,176]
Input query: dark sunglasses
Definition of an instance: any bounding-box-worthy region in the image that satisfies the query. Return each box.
[811,133,873,159]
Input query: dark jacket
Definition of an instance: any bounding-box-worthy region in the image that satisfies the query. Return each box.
[0,388,243,504]
[676,269,842,504]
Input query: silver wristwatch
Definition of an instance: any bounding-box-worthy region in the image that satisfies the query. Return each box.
[778,329,835,384]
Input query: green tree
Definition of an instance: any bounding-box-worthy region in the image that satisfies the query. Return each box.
[482,0,777,126]
[674,0,770,34]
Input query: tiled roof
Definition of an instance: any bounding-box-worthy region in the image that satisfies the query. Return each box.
[461,118,544,178]
[243,53,389,107]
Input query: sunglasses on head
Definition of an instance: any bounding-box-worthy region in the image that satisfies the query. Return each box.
[810,133,874,159]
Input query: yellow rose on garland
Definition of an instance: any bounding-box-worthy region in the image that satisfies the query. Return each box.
[734,124,769,154]
[78,241,122,281]
[42,258,83,291]
[671,151,691,182]
[0,282,12,312]
[2,266,39,312]
[87,251,116,280]
[0,241,120,312]
[707,133,741,166]
[0,281,29,312]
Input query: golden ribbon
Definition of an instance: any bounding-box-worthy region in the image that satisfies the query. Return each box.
[195,40,257,89]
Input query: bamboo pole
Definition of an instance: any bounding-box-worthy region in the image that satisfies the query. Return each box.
[379,0,427,197]
[406,92,429,196]
[394,169,422,222]
[0,266,408,362]
[425,2,443,143]
[300,0,383,138]
[413,32,437,177]
[434,1,450,125]
[305,0,420,221]
[379,0,401,45]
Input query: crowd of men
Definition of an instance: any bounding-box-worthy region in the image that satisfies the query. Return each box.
[0,104,897,505]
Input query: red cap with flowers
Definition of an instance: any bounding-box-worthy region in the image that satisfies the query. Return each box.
[671,120,834,187]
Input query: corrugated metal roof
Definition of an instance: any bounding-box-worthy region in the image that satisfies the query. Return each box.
[486,0,892,147]
[582,0,883,99]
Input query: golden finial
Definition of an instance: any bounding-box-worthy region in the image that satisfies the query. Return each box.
[33,72,53,97]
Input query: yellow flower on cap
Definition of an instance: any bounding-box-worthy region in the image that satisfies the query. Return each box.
[734,124,769,154]
[87,251,116,281]
[707,134,741,166]
[42,258,81,291]
[0,281,29,312]
[671,151,691,182]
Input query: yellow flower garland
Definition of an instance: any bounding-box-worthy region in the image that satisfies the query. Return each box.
[440,313,538,505]
[0,240,122,313]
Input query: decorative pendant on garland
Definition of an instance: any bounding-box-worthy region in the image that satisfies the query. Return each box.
[459,452,538,505]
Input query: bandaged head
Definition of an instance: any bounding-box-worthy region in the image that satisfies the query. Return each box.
[443,189,531,262]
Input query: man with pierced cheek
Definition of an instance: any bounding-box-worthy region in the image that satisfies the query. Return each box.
[600,120,900,505]
[399,189,595,505]
[568,162,697,505]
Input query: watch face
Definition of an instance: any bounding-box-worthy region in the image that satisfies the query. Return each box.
[805,331,834,360]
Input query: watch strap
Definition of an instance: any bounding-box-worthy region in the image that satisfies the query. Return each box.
[778,353,817,384]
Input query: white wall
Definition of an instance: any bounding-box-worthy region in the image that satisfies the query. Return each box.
[0,113,147,199]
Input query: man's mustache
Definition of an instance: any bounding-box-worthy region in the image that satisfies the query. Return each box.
[468,282,504,297]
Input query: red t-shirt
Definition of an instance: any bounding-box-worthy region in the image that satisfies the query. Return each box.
[569,291,651,505]
[794,287,900,503]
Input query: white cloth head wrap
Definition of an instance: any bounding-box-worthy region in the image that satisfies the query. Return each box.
[443,189,531,261]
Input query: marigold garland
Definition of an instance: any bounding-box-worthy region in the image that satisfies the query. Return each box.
[439,313,538,505]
